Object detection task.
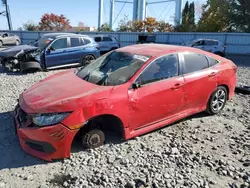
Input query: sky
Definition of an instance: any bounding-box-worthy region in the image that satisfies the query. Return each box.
[0,0,206,30]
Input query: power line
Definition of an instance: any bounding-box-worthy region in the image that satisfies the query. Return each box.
[163,2,174,21]
[112,0,127,25]
[147,6,157,18]
[158,2,171,20]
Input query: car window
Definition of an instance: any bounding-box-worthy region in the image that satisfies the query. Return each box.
[192,40,204,46]
[103,37,112,41]
[94,37,101,42]
[51,38,67,50]
[138,54,179,85]
[83,38,91,45]
[207,56,219,66]
[205,40,218,45]
[183,53,209,74]
[70,37,84,47]
[2,33,8,37]
[76,51,150,86]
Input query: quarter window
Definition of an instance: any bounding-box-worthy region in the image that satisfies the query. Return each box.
[183,53,209,74]
[51,38,67,50]
[207,56,219,66]
[138,54,179,85]
[83,38,91,45]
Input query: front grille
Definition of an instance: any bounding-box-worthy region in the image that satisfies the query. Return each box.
[26,141,44,152]
[25,140,56,153]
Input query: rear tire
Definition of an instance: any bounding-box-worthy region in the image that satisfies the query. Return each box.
[81,55,95,66]
[16,40,20,46]
[20,61,42,73]
[214,51,225,57]
[0,41,3,47]
[81,129,105,149]
[206,86,227,115]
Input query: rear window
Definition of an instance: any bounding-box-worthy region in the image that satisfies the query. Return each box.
[183,53,209,74]
[70,37,84,47]
[103,37,112,41]
[94,37,101,42]
[205,40,218,45]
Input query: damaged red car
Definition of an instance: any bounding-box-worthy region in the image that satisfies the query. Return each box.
[14,44,237,161]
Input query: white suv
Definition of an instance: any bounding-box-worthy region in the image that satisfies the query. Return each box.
[94,35,120,54]
[183,39,226,57]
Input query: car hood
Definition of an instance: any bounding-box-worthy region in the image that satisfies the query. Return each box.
[0,45,40,57]
[19,69,114,113]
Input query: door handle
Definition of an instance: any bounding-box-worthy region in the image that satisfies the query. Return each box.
[208,72,217,77]
[171,83,183,90]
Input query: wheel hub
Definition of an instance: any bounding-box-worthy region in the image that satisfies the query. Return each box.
[89,134,101,146]
[212,89,226,111]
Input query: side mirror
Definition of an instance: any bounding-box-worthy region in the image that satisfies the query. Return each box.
[132,82,141,89]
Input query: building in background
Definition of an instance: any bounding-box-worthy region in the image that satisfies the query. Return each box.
[67,26,97,32]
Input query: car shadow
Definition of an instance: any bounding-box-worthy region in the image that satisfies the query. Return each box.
[0,109,209,171]
[226,54,250,67]
[0,111,46,170]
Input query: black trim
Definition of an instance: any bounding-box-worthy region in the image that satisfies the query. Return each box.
[25,139,56,153]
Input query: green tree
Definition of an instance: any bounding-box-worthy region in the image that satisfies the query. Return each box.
[23,21,38,31]
[196,0,232,32]
[180,1,196,31]
[157,20,174,32]
[100,22,112,32]
[230,0,250,32]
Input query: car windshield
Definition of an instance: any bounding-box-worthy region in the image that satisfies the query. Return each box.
[184,39,196,46]
[76,51,150,86]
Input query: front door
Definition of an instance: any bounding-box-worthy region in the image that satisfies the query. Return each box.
[128,54,185,131]
[45,37,71,68]
[180,52,218,111]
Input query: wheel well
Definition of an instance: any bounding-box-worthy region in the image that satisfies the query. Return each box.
[78,114,125,139]
[218,84,229,100]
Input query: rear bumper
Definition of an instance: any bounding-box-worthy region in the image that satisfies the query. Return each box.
[13,105,78,161]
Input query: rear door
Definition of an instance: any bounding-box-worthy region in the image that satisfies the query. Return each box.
[102,36,112,51]
[8,33,17,44]
[204,40,218,53]
[45,37,72,68]
[180,52,218,112]
[67,37,86,65]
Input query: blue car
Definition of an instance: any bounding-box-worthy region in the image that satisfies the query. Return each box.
[0,33,100,72]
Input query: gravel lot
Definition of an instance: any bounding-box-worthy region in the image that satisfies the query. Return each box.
[0,59,249,188]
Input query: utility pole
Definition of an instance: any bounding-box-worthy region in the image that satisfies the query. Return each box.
[1,0,13,30]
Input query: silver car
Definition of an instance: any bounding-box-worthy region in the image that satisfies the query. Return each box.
[0,32,21,47]
[94,35,120,54]
[183,39,226,57]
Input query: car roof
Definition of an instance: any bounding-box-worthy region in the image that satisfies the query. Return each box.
[117,44,203,57]
[195,38,220,42]
[41,33,89,38]
[94,35,113,38]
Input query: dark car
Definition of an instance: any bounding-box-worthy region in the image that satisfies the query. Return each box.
[0,33,100,72]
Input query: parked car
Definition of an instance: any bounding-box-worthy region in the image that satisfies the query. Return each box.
[0,33,100,72]
[93,35,120,54]
[13,44,237,161]
[183,39,226,57]
[0,32,21,46]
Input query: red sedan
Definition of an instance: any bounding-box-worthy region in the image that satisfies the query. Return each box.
[14,44,237,161]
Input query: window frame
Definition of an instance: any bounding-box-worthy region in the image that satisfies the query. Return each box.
[48,37,69,50]
[206,55,221,67]
[132,53,181,87]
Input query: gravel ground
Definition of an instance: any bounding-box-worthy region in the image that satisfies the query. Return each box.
[0,61,249,188]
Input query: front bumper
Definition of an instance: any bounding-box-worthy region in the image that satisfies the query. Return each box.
[13,105,78,161]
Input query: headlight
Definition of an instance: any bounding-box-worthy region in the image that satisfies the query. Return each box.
[32,112,70,127]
